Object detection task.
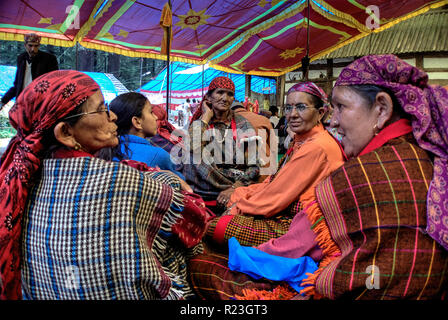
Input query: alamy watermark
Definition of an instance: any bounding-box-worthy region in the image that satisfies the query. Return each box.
[365,265,380,290]
[64,265,80,290]
[65,5,80,30]
[365,5,380,30]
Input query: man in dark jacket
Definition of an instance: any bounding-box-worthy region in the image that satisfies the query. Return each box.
[0,33,58,110]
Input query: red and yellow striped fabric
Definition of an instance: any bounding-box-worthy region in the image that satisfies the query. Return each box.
[304,134,448,300]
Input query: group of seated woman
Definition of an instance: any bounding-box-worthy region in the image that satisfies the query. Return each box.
[0,54,447,300]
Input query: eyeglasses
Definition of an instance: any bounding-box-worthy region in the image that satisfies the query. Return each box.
[284,103,314,114]
[63,104,110,120]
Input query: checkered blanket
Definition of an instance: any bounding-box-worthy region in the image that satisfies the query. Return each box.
[188,244,280,300]
[21,157,191,300]
[205,201,302,247]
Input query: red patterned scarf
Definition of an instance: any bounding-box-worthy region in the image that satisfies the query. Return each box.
[191,76,235,123]
[152,104,182,145]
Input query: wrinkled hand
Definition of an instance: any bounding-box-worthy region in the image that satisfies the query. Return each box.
[200,98,214,124]
[217,187,234,207]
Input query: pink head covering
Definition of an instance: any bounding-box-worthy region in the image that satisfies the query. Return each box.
[287,81,329,112]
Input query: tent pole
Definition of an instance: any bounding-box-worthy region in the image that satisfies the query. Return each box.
[306,0,310,58]
[75,42,79,71]
[301,0,310,81]
[166,50,170,115]
[201,63,204,99]
[165,0,172,116]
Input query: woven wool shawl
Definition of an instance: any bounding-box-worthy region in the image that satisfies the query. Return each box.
[303,134,448,299]
[21,157,185,300]
[182,112,260,202]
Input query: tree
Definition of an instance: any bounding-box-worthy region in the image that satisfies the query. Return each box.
[0,40,166,91]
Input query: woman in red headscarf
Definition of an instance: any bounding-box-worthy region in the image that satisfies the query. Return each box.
[203,82,345,248]
[187,81,345,300]
[0,70,200,300]
[182,76,264,215]
[149,104,183,152]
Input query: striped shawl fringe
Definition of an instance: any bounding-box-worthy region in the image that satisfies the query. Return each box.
[235,284,297,300]
[299,194,341,298]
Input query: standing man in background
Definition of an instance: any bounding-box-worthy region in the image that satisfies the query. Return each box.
[0,33,58,111]
[269,106,279,128]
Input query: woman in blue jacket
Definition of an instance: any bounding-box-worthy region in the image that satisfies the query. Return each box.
[109,92,185,180]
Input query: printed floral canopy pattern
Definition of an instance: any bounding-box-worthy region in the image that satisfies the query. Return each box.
[0,0,446,76]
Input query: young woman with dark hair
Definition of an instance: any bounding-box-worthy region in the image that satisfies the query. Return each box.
[108,92,186,180]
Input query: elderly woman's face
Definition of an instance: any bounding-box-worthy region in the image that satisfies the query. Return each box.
[330,86,378,158]
[285,91,321,135]
[71,91,119,154]
[209,88,235,113]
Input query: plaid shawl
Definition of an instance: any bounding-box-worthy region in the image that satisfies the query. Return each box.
[0,70,100,299]
[21,157,189,300]
[205,201,302,247]
[303,134,448,299]
[182,112,260,202]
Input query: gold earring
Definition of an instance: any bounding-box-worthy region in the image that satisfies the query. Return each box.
[373,124,379,136]
[74,142,82,151]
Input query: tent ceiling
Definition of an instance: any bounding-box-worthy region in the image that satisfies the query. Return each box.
[1,0,446,76]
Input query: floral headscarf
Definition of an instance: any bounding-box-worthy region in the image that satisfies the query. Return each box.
[335,54,448,251]
[287,81,329,111]
[191,76,235,123]
[0,70,100,299]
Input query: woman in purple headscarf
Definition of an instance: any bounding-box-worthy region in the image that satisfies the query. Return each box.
[226,54,448,300]
[295,54,448,300]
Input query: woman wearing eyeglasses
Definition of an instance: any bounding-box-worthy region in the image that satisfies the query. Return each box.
[189,82,345,300]
[0,70,197,300]
[201,82,346,249]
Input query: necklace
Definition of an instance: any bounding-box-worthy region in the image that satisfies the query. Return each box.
[212,127,229,143]
[209,117,237,144]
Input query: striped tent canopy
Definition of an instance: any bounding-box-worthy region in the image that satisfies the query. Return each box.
[139,62,276,105]
[1,0,447,76]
